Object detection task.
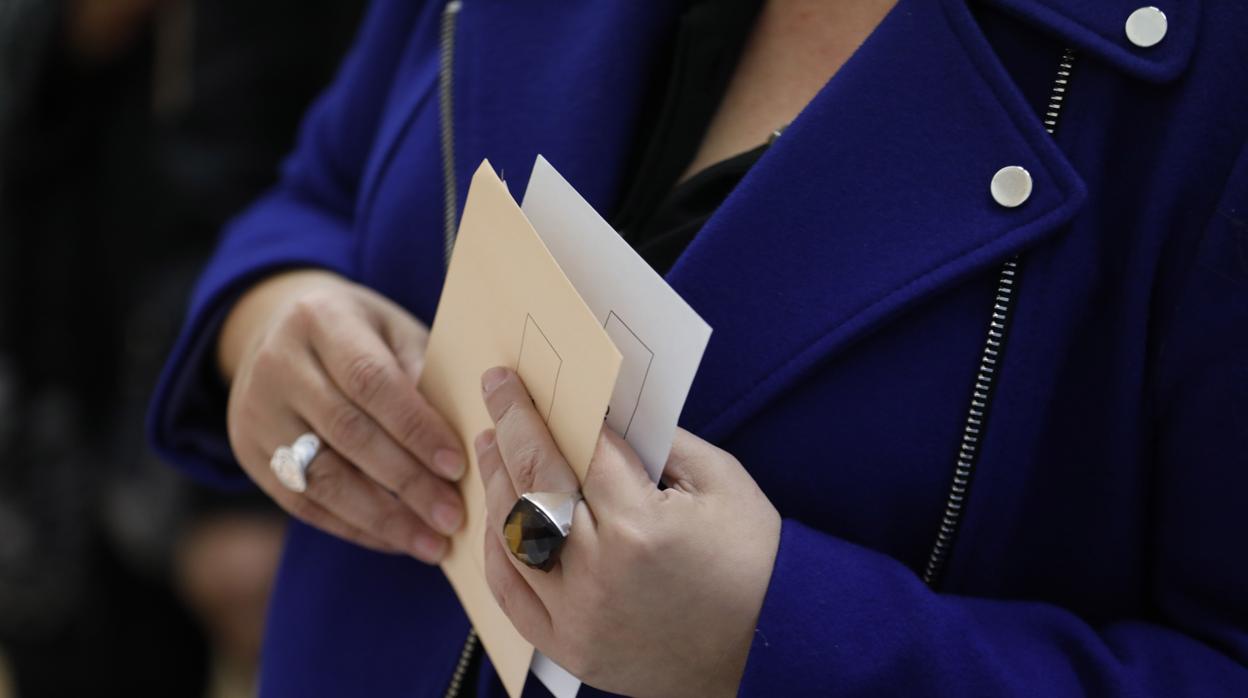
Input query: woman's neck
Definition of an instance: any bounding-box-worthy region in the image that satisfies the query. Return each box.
[680,0,898,182]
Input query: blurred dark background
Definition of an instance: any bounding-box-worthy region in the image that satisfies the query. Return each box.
[0,0,364,695]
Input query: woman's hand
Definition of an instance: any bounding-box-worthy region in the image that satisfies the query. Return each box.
[477,367,781,697]
[219,269,465,562]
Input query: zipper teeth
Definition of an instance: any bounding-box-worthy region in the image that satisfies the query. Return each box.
[439,5,477,698]
[443,628,479,698]
[1042,49,1077,135]
[438,0,463,269]
[921,47,1077,588]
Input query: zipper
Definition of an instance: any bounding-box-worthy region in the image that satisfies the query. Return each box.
[439,0,464,268]
[920,47,1078,588]
[439,3,480,698]
[444,628,479,698]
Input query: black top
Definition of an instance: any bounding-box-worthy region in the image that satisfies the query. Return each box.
[612,0,766,275]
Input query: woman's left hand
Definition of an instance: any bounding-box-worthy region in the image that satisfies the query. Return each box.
[477,367,781,698]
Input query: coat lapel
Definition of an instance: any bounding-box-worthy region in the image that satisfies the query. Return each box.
[450,1,684,217]
[667,0,1087,440]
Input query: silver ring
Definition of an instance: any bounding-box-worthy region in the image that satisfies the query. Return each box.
[504,491,583,572]
[270,432,321,493]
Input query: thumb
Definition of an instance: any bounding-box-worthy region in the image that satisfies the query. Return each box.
[661,428,737,495]
[366,292,431,381]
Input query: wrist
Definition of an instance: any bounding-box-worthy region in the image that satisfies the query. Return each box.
[709,508,779,698]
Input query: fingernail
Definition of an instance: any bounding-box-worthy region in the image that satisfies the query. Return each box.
[482,367,508,394]
[413,532,447,562]
[432,501,463,535]
[433,449,465,480]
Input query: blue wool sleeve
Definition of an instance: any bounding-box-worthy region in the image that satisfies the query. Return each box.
[738,144,1248,696]
[739,514,1246,696]
[145,0,426,488]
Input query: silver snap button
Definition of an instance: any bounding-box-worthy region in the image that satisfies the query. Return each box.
[991,166,1032,208]
[1125,7,1167,48]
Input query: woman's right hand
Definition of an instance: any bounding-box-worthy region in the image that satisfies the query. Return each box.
[218,269,464,563]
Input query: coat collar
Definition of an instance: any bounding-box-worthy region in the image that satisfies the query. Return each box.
[985,0,1200,83]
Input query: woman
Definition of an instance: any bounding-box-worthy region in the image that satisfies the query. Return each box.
[150,0,1248,695]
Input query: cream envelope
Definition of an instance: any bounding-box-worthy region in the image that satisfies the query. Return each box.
[419,161,622,698]
[521,156,713,698]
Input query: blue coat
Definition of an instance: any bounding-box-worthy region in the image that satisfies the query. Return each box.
[149,0,1248,695]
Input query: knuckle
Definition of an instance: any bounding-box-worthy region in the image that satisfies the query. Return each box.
[394,467,432,505]
[404,355,427,381]
[483,496,503,534]
[370,507,410,542]
[305,460,345,499]
[394,404,431,450]
[287,495,320,522]
[509,444,544,490]
[344,353,390,403]
[612,519,662,563]
[492,396,523,428]
[287,294,330,332]
[327,403,374,452]
[249,342,285,374]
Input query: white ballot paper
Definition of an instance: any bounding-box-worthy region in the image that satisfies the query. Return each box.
[520,156,713,697]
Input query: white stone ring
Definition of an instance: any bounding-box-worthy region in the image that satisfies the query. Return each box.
[503,491,583,572]
[270,432,322,493]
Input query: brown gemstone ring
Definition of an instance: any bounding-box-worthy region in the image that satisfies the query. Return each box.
[503,491,582,572]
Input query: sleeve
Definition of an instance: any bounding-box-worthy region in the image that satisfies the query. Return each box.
[146,0,431,489]
[736,144,1248,696]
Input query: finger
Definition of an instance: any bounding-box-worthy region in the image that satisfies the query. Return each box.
[581,428,653,514]
[236,440,399,555]
[280,493,399,554]
[298,448,449,563]
[480,428,603,611]
[476,429,517,540]
[307,303,465,481]
[255,413,450,562]
[483,531,553,649]
[481,367,579,495]
[294,356,465,537]
[659,428,722,495]
[558,499,598,577]
[367,292,431,382]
